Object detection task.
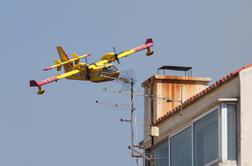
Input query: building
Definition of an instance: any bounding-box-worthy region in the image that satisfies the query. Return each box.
[140,65,252,166]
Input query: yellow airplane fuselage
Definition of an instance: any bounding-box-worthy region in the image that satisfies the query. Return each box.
[66,62,120,82]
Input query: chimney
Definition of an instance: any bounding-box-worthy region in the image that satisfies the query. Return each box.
[142,66,211,139]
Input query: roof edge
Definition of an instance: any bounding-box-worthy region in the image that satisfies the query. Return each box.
[141,75,211,87]
[153,64,252,125]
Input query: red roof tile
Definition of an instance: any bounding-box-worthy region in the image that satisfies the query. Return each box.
[153,64,252,125]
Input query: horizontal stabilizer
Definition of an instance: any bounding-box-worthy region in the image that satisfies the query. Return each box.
[72,53,92,64]
[72,53,80,64]
[43,53,91,71]
[54,59,62,71]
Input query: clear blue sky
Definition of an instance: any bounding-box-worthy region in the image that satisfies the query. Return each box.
[1,0,252,165]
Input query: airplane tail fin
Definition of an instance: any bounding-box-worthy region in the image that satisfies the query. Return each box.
[56,46,72,72]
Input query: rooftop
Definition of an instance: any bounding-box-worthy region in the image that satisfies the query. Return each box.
[153,64,252,125]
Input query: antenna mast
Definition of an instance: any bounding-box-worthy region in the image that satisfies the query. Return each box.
[96,72,151,163]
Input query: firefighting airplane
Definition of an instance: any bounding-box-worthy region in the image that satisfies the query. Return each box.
[30,38,154,95]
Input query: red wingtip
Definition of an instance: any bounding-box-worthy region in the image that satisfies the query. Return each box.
[29,80,38,87]
[145,38,153,45]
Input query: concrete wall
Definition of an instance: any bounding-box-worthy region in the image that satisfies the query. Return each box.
[155,76,210,119]
[239,67,252,166]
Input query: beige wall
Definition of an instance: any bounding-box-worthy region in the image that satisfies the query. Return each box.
[239,67,252,166]
[155,77,210,119]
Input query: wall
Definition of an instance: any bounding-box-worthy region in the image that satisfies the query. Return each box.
[239,67,252,166]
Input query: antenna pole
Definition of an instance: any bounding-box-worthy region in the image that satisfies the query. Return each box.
[130,79,136,153]
[97,76,154,163]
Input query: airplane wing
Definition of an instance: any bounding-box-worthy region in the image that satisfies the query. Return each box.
[97,38,154,65]
[117,38,154,59]
[30,69,80,95]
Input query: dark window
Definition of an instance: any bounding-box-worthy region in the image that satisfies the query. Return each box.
[194,110,219,166]
[227,104,237,160]
[153,141,169,166]
[170,126,192,166]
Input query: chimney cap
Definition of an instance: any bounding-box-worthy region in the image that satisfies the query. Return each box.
[158,66,192,71]
[158,66,192,76]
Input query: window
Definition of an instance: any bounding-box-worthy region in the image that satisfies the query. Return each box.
[144,149,152,166]
[227,104,237,160]
[170,127,192,166]
[194,110,219,166]
[153,141,169,166]
[145,103,237,166]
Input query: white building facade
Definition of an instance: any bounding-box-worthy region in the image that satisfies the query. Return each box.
[141,65,252,166]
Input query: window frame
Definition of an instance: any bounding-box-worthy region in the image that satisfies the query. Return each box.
[169,126,193,166]
[168,119,194,166]
[219,102,238,163]
[192,106,220,166]
[168,106,219,166]
[150,102,238,166]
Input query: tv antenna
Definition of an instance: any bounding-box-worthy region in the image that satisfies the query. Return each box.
[96,70,152,164]
[96,70,184,165]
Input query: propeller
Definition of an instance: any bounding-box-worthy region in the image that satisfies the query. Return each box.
[113,47,120,64]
